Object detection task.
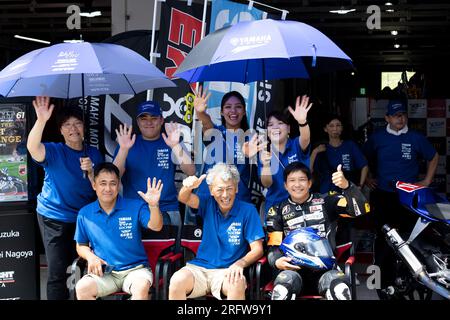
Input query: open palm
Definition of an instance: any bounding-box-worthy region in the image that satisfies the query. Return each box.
[193,85,211,113]
[138,177,163,207]
[115,124,136,150]
[162,122,180,148]
[32,96,54,122]
[288,95,313,124]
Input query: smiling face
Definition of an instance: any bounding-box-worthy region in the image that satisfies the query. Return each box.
[209,176,238,214]
[137,114,164,140]
[92,170,120,205]
[59,116,84,144]
[221,95,245,130]
[267,115,290,144]
[284,169,312,204]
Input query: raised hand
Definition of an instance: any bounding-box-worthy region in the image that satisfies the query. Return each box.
[115,124,136,150]
[162,121,180,149]
[32,96,54,122]
[182,174,206,190]
[288,95,313,124]
[193,85,211,113]
[138,177,163,207]
[242,134,267,158]
[332,164,349,189]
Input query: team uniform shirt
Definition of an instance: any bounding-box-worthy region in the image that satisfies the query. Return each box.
[197,125,252,203]
[266,183,370,268]
[189,194,265,269]
[363,128,436,192]
[114,135,178,211]
[74,196,151,271]
[258,138,310,214]
[314,140,367,193]
[36,142,104,223]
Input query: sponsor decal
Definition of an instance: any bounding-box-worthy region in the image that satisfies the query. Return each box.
[282,205,290,215]
[309,205,323,212]
[267,207,277,216]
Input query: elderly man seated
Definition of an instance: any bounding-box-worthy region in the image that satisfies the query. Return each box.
[169,163,264,300]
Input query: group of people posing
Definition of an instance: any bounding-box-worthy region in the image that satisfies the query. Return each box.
[29,89,438,300]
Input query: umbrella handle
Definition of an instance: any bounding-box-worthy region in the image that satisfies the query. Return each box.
[82,142,88,180]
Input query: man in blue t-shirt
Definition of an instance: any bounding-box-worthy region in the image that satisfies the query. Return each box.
[113,101,195,241]
[74,162,163,300]
[363,99,438,296]
[169,163,264,300]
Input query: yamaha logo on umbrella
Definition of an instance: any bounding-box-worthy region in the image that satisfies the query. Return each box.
[230,34,272,54]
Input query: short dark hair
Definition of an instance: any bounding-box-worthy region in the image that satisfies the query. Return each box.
[283,162,312,182]
[266,110,290,126]
[220,91,249,131]
[56,107,83,129]
[323,114,343,128]
[94,162,120,180]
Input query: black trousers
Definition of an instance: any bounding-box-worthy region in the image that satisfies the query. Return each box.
[37,214,77,300]
[370,189,417,290]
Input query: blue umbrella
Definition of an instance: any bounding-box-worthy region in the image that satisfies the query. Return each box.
[0,41,175,98]
[174,19,353,83]
[0,41,175,178]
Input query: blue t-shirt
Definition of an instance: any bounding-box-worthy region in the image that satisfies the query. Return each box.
[36,142,104,223]
[197,125,252,203]
[189,194,265,269]
[114,135,178,211]
[258,138,310,214]
[315,140,368,193]
[74,196,150,271]
[363,128,436,192]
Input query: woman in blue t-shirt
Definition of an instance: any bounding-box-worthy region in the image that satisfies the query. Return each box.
[310,114,368,193]
[27,96,103,300]
[193,86,253,205]
[244,95,313,216]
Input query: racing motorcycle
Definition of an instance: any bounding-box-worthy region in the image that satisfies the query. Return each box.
[381,181,450,300]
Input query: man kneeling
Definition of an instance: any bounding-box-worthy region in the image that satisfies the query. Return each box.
[169,163,264,300]
[74,162,163,300]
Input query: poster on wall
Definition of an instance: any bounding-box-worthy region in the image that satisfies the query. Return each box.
[0,104,27,202]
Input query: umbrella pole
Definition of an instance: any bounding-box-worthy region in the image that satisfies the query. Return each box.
[81,73,88,179]
[262,59,269,152]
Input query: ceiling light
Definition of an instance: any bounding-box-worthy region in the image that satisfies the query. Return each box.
[14,35,50,44]
[79,11,102,18]
[385,2,393,5]
[391,30,398,35]
[394,44,400,49]
[386,9,395,12]
[329,7,356,14]
[63,40,84,43]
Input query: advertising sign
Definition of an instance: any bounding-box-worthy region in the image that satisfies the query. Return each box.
[0,104,28,202]
[0,212,38,300]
